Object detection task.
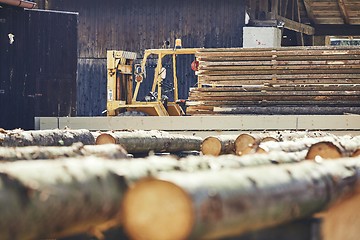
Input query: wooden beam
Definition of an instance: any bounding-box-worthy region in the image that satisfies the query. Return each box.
[302,0,317,24]
[295,0,305,45]
[337,0,350,24]
[315,24,360,36]
[277,16,315,35]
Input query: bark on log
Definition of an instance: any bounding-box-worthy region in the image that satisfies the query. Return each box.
[96,130,202,154]
[0,143,128,161]
[0,156,183,240]
[0,129,95,147]
[123,157,360,240]
[201,135,238,156]
[306,136,360,160]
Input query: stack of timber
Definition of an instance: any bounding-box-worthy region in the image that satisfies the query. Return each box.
[1,154,360,240]
[187,46,360,115]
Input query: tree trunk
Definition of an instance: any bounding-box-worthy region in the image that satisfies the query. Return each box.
[0,129,95,147]
[123,157,360,240]
[95,130,202,154]
[306,136,360,160]
[0,143,128,161]
[0,156,184,240]
[201,135,238,156]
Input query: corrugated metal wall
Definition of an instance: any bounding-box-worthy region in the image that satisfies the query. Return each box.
[0,6,78,130]
[42,0,246,116]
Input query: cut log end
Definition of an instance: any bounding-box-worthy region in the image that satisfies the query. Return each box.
[96,133,116,145]
[201,137,222,156]
[261,137,277,143]
[235,134,256,156]
[352,149,360,157]
[123,178,193,240]
[306,142,342,160]
[322,191,360,240]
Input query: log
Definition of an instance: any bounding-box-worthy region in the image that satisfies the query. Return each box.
[201,135,238,156]
[0,143,128,161]
[0,129,95,147]
[0,156,184,240]
[123,157,360,240]
[96,130,202,154]
[306,136,360,160]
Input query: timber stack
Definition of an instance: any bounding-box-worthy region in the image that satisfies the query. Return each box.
[187,46,360,115]
[0,128,359,240]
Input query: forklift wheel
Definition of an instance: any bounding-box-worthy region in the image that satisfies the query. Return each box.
[118,111,148,116]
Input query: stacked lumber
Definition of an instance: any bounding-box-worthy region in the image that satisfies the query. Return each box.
[187,46,360,115]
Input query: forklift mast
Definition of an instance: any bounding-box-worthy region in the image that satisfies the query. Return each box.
[106,50,137,116]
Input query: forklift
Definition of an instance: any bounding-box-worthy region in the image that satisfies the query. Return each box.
[106,42,198,116]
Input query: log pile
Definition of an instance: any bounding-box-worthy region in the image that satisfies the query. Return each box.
[123,157,360,240]
[187,46,360,115]
[201,131,360,160]
[0,129,359,240]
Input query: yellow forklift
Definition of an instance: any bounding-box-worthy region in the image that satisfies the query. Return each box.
[106,44,198,116]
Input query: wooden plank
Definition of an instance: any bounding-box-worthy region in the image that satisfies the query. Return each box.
[187,100,360,106]
[193,85,360,92]
[198,55,360,62]
[200,60,360,66]
[199,106,360,115]
[337,0,351,24]
[188,95,360,102]
[199,64,360,71]
[199,73,360,80]
[189,91,360,97]
[198,79,360,86]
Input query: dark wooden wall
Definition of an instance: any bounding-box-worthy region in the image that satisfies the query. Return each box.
[41,0,246,116]
[0,6,78,130]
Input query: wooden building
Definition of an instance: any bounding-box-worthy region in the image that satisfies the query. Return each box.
[0,5,77,130]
